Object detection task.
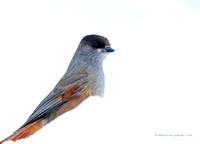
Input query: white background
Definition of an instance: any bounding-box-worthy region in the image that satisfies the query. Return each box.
[0,0,200,144]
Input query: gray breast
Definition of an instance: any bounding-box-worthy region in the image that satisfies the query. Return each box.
[88,66,105,97]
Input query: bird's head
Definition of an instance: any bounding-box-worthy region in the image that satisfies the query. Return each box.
[77,34,115,60]
[70,34,114,68]
[80,34,115,54]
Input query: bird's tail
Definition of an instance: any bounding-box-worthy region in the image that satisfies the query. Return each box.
[0,117,43,144]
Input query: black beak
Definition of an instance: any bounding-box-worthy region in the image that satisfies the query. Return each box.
[102,47,115,53]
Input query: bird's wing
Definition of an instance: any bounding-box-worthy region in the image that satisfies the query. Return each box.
[19,74,88,129]
[0,74,89,143]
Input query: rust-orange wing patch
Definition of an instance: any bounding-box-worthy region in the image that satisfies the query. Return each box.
[52,84,79,101]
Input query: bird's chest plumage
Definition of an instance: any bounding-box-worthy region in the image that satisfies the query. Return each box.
[88,66,105,97]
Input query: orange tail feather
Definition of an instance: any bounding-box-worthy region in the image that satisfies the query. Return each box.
[0,118,43,144]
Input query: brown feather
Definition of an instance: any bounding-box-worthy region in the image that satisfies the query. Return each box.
[0,117,43,143]
[47,85,94,122]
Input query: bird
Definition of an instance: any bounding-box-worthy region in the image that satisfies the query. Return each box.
[0,34,114,143]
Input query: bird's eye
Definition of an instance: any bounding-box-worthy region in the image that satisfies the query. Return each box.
[93,41,99,48]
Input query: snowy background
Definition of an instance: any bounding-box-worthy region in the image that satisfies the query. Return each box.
[0,0,200,144]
